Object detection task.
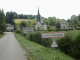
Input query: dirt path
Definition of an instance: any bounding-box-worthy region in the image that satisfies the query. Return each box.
[0,32,27,60]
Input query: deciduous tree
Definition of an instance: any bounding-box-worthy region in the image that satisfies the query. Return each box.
[0,9,6,34]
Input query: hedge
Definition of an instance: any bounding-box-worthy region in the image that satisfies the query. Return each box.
[27,32,53,47]
[76,27,80,30]
[57,32,80,59]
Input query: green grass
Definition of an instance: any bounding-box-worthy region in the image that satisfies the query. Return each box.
[14,33,75,60]
[0,34,5,38]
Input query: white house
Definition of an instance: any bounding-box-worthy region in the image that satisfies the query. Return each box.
[6,24,14,31]
[60,21,68,29]
[35,8,47,30]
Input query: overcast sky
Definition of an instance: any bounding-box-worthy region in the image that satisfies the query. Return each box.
[0,0,80,20]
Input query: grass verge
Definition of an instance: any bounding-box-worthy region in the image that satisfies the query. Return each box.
[14,32,75,60]
[0,33,5,38]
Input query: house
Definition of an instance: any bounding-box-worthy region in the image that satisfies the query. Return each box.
[60,21,68,29]
[6,24,14,31]
[22,27,34,33]
[35,8,47,30]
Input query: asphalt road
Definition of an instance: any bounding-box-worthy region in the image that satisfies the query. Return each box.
[0,32,27,60]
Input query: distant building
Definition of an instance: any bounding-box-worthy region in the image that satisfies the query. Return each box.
[60,21,68,29]
[35,8,47,30]
[6,24,14,31]
[22,27,34,33]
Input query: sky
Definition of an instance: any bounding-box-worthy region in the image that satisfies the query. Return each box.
[0,0,80,20]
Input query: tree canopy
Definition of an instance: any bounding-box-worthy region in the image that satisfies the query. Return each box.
[0,9,6,34]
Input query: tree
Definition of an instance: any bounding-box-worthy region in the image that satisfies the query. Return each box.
[6,11,18,24]
[48,17,56,26]
[26,21,32,27]
[78,14,80,22]
[20,21,27,27]
[43,19,50,25]
[0,9,6,34]
[56,22,61,29]
[70,15,79,27]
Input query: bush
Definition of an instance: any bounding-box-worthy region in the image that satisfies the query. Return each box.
[73,33,80,59]
[57,34,72,54]
[28,32,42,44]
[68,28,73,31]
[57,32,80,59]
[15,29,23,34]
[42,38,52,47]
[76,27,80,30]
[15,29,26,36]
[56,29,68,31]
[28,32,52,47]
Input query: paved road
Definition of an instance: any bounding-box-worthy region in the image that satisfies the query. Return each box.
[0,32,27,60]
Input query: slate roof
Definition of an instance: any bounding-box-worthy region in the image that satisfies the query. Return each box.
[6,24,14,27]
[22,27,34,30]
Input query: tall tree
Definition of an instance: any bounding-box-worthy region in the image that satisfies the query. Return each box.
[0,9,6,34]
[56,22,61,29]
[48,17,56,26]
[6,11,18,24]
[78,14,80,22]
[70,15,79,27]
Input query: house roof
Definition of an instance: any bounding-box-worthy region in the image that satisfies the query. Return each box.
[22,27,34,30]
[6,23,14,27]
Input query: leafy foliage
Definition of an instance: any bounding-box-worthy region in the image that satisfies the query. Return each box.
[14,33,74,60]
[20,21,27,27]
[27,32,52,47]
[0,9,6,34]
[56,22,61,29]
[71,15,79,27]
[15,29,23,34]
[57,31,80,59]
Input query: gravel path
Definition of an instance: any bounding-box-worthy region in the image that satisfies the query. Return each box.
[0,32,27,60]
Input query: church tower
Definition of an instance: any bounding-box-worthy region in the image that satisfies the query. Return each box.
[37,8,41,23]
[35,8,47,30]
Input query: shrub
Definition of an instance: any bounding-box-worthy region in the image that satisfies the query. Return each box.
[28,32,42,44]
[68,28,73,31]
[28,32,52,47]
[15,29,23,34]
[56,29,68,31]
[57,32,80,59]
[57,34,72,54]
[76,27,80,30]
[73,33,80,59]
[42,38,52,47]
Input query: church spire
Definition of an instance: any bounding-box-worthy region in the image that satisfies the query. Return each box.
[38,7,40,15]
[37,7,41,23]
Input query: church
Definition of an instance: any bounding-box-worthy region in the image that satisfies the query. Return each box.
[35,8,47,30]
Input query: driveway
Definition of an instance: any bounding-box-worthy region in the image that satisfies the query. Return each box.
[0,32,27,60]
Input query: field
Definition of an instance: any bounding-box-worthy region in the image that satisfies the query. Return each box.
[14,32,74,60]
[14,19,36,24]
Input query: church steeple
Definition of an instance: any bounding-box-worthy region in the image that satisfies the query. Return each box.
[38,8,40,15]
[37,8,41,23]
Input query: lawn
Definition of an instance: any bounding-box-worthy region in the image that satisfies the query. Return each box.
[14,32,74,60]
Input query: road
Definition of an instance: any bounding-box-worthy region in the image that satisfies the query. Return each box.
[0,32,27,60]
